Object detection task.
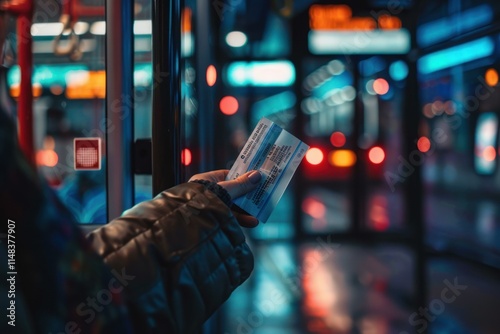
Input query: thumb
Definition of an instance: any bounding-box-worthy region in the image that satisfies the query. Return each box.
[218,170,262,200]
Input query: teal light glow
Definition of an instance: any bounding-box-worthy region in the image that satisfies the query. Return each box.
[389,60,408,81]
[418,37,495,75]
[227,61,295,87]
[134,63,153,87]
[7,64,87,87]
[418,5,493,48]
[251,91,296,125]
[309,29,410,55]
[8,63,154,87]
[313,71,353,99]
[474,112,498,175]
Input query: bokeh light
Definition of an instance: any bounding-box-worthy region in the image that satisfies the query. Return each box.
[417,137,431,153]
[206,65,217,87]
[226,31,248,47]
[330,132,346,147]
[181,148,192,166]
[306,148,324,165]
[219,96,239,115]
[483,146,496,162]
[485,68,498,87]
[302,197,326,219]
[373,78,389,95]
[328,150,356,167]
[368,146,385,164]
[36,149,58,167]
[389,60,409,81]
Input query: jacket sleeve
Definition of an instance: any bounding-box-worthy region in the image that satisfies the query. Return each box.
[86,182,254,334]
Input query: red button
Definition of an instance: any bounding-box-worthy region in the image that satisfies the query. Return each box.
[74,138,101,170]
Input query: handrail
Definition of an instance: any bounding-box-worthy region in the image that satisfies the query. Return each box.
[54,0,105,60]
[53,14,82,60]
[1,0,34,165]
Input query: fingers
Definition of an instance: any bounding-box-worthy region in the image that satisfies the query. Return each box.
[217,170,262,200]
[188,169,261,228]
[188,169,229,183]
[232,210,259,228]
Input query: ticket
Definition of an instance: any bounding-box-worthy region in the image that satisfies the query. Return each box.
[227,118,309,222]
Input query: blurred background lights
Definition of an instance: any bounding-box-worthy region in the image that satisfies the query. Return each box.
[306,148,324,165]
[330,132,346,147]
[483,146,496,162]
[206,65,217,87]
[226,31,248,47]
[417,37,494,74]
[389,60,409,81]
[485,68,499,87]
[417,137,431,153]
[219,96,239,115]
[134,20,152,35]
[181,148,192,166]
[368,146,385,164]
[431,100,445,116]
[302,197,326,219]
[90,21,106,35]
[373,78,389,95]
[340,86,356,101]
[365,79,376,95]
[227,61,295,87]
[329,150,356,167]
[36,149,58,167]
[327,59,345,75]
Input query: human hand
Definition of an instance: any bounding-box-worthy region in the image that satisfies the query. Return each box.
[188,169,262,227]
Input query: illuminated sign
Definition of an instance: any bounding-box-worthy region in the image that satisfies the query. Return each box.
[226,61,296,87]
[66,70,106,99]
[8,64,154,99]
[418,37,495,74]
[309,29,410,55]
[309,4,402,31]
[308,4,408,55]
[418,4,493,48]
[74,138,101,170]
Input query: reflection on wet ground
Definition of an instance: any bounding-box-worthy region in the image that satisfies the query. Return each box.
[220,242,500,334]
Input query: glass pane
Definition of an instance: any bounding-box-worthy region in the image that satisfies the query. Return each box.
[134,0,153,203]
[359,57,407,232]
[418,25,500,257]
[11,0,108,224]
[300,57,355,233]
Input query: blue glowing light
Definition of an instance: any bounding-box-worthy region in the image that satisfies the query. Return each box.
[389,60,408,81]
[418,5,493,48]
[226,61,296,87]
[7,64,87,87]
[417,37,495,75]
[8,63,154,87]
[251,91,296,125]
[359,57,386,77]
[313,71,353,99]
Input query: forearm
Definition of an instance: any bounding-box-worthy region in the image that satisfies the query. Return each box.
[86,182,254,333]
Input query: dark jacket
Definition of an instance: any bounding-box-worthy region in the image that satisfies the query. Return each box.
[0,108,254,333]
[87,182,254,333]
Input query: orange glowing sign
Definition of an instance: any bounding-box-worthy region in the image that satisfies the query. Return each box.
[66,71,106,99]
[182,7,192,33]
[10,83,43,99]
[309,4,402,31]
